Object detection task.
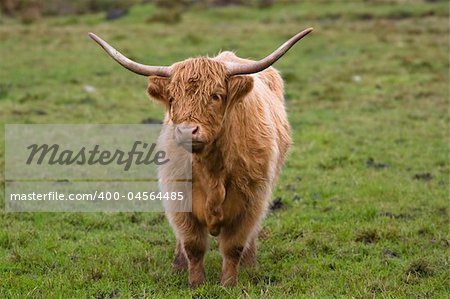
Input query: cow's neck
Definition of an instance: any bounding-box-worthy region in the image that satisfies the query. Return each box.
[196,137,225,177]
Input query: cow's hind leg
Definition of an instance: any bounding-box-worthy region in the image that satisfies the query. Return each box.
[172,239,188,272]
[240,235,258,268]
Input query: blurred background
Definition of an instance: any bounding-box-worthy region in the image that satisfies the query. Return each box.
[0,0,448,297]
[1,0,278,24]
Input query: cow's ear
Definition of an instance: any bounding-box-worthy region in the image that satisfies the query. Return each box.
[147,76,170,103]
[227,75,253,104]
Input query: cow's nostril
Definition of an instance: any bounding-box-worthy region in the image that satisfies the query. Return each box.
[176,125,200,140]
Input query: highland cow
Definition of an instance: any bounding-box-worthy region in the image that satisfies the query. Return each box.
[89,27,313,287]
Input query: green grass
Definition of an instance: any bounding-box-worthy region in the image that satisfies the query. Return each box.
[0,1,449,298]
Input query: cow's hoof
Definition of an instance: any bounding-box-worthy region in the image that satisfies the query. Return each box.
[220,275,237,287]
[188,278,205,289]
[188,270,205,289]
[172,253,188,272]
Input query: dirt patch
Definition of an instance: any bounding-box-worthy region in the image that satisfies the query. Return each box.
[90,268,103,281]
[436,206,448,216]
[379,212,412,220]
[406,259,434,277]
[355,229,379,244]
[382,248,399,258]
[322,206,334,212]
[11,110,24,115]
[354,13,374,21]
[444,240,450,248]
[319,156,349,170]
[306,238,333,254]
[430,239,450,249]
[269,197,285,211]
[128,213,141,224]
[413,173,433,181]
[366,158,388,169]
[328,262,336,270]
[284,184,297,192]
[106,8,127,20]
[417,227,433,236]
[33,109,47,115]
[93,289,120,299]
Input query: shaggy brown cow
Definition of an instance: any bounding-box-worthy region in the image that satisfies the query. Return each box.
[89,28,313,288]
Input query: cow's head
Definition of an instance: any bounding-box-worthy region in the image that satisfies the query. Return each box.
[89,28,312,153]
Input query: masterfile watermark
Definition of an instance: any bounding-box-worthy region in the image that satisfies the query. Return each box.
[5,124,192,212]
[26,141,169,171]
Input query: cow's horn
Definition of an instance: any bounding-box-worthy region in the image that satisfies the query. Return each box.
[227,27,313,76]
[88,32,172,77]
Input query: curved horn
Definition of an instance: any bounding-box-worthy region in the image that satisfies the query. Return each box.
[88,32,172,77]
[227,27,313,76]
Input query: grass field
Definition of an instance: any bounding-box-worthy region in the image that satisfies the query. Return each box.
[0,1,449,298]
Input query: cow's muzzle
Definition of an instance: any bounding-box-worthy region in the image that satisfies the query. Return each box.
[174,124,204,153]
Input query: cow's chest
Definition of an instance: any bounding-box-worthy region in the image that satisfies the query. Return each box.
[191,170,248,227]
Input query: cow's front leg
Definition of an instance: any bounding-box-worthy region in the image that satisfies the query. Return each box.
[219,216,260,287]
[184,234,207,288]
[169,213,208,288]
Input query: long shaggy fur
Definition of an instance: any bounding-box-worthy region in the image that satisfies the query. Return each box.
[149,51,291,288]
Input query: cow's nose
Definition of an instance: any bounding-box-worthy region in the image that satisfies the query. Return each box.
[175,125,199,142]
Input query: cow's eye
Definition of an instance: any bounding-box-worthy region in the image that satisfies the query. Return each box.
[168,97,174,105]
[211,94,221,101]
